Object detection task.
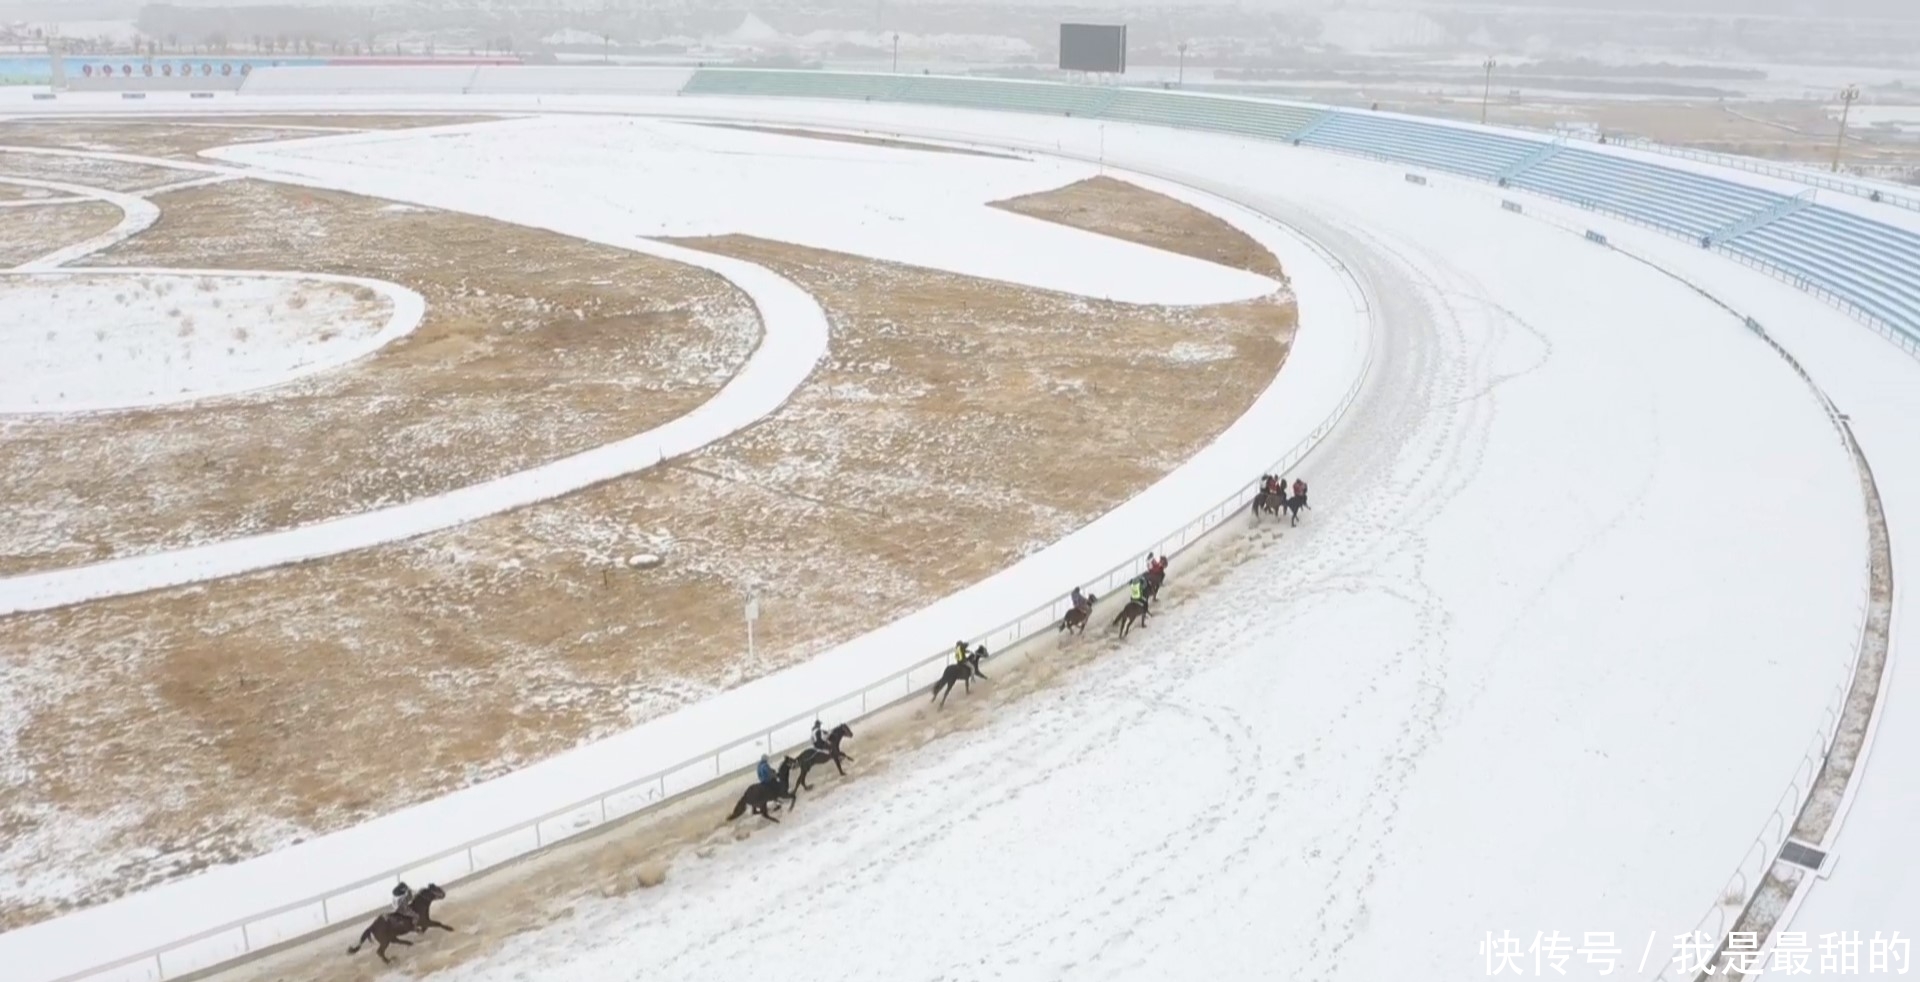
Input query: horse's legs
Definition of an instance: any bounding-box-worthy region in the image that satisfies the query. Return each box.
[424,918,455,932]
[833,755,847,775]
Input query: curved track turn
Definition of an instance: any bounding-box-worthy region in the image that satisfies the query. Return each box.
[195,105,1869,982]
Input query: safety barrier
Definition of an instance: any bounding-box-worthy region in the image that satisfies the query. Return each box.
[17,117,1374,982]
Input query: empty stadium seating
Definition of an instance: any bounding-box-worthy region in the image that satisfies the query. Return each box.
[1511,148,1789,241]
[671,67,1920,349]
[1101,89,1321,141]
[1725,206,1920,336]
[1296,113,1543,181]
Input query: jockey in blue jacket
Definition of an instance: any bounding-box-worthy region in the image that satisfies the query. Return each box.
[756,754,779,790]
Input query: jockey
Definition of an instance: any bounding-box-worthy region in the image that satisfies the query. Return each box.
[389,882,418,929]
[1070,587,1090,613]
[1129,577,1147,609]
[1292,477,1307,499]
[810,719,832,753]
[756,754,779,790]
[1149,555,1168,577]
[1263,475,1280,496]
[954,640,970,664]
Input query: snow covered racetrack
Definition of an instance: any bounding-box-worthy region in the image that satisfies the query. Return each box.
[3,83,1910,982]
[363,137,1863,982]
[0,107,1312,952]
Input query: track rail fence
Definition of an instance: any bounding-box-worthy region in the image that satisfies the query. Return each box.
[49,182,1376,982]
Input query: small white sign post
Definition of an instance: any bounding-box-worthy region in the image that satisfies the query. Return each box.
[745,591,760,662]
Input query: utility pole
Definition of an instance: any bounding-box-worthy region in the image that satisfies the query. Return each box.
[1832,83,1861,174]
[1481,56,1496,125]
[1177,41,1187,87]
[892,32,898,73]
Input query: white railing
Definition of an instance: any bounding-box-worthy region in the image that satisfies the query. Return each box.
[43,162,1377,982]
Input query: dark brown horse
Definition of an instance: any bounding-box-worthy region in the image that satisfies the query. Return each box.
[1112,598,1150,638]
[931,648,989,707]
[1253,490,1284,521]
[346,884,453,964]
[1059,602,1091,634]
[727,756,798,823]
[794,723,854,790]
[1283,494,1310,526]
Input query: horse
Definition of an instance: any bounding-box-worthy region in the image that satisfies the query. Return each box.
[1112,598,1150,638]
[1059,602,1092,634]
[1142,567,1165,600]
[346,884,452,964]
[1283,494,1310,527]
[727,755,798,823]
[794,723,854,790]
[1253,490,1284,522]
[931,649,989,708]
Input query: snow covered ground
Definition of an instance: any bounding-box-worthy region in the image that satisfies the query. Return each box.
[0,271,411,413]
[366,125,1867,981]
[0,96,1898,981]
[0,116,1287,616]
[206,116,1279,306]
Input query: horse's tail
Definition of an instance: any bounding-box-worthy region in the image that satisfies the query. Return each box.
[347,925,373,954]
[726,794,748,822]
